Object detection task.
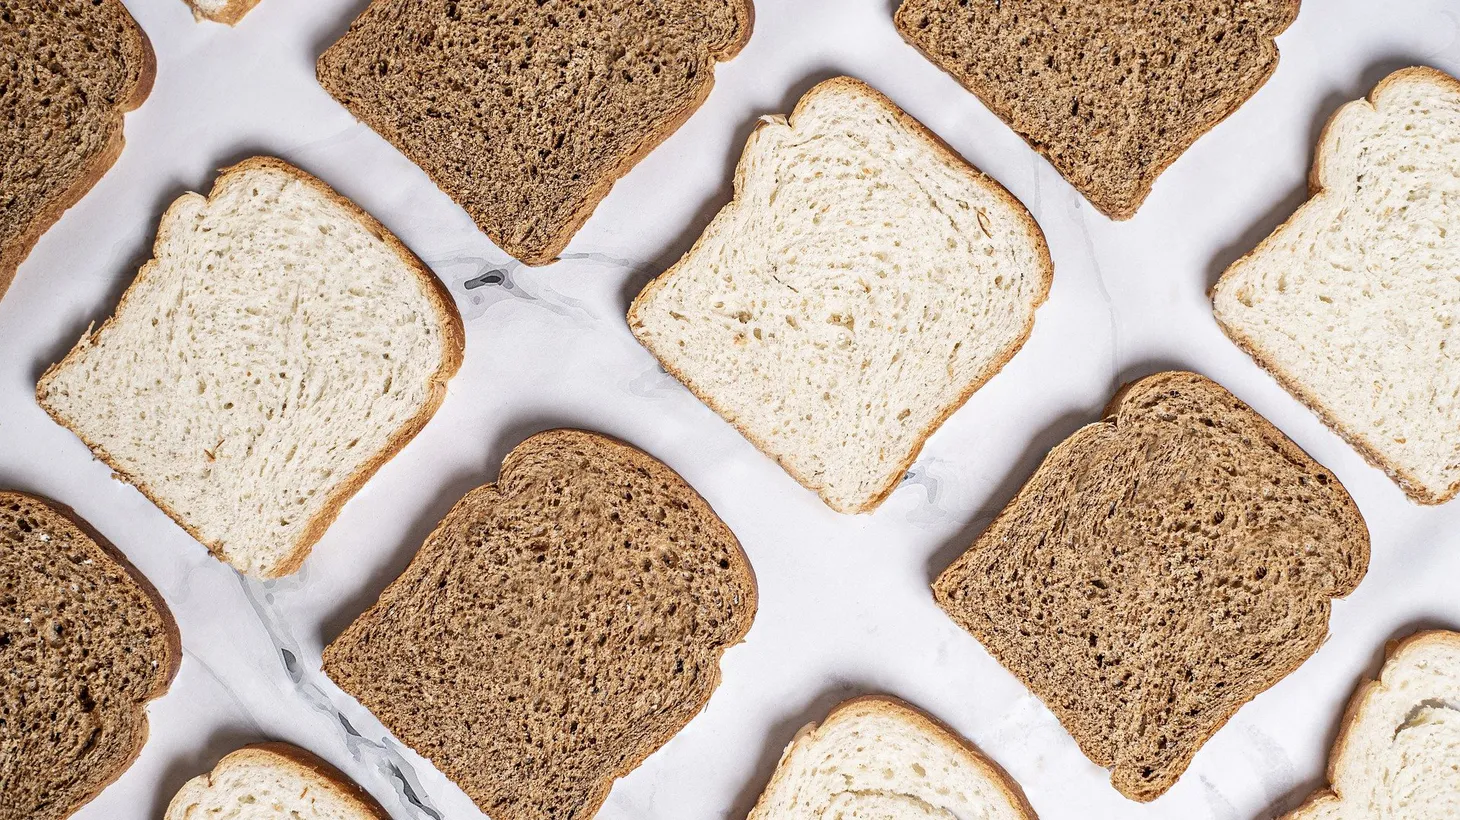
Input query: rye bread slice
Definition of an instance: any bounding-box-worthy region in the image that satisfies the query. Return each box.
[0,490,180,820]
[0,0,154,301]
[317,0,753,266]
[894,0,1297,218]
[934,372,1369,802]
[323,429,757,820]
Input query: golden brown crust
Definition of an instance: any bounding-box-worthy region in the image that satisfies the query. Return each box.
[35,156,465,578]
[184,0,265,25]
[167,742,390,819]
[1211,66,1460,505]
[628,76,1052,514]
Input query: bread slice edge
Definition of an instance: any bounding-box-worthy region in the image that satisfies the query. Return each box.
[166,742,390,819]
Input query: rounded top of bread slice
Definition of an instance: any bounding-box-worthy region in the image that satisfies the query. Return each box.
[165,742,388,820]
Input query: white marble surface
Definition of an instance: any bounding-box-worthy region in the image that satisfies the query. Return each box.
[2,1,1459,818]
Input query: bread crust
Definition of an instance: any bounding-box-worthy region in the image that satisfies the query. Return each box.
[747,694,1037,820]
[893,0,1300,220]
[628,76,1052,514]
[316,0,753,266]
[35,156,465,578]
[1211,66,1460,505]
[1,490,181,820]
[165,742,390,819]
[184,0,264,25]
[0,0,155,303]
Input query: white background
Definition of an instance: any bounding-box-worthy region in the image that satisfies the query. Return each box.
[2,1,1458,818]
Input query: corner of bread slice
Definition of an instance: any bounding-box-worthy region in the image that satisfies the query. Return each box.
[165,742,388,820]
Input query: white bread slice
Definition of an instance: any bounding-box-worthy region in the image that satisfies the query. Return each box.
[183,0,262,25]
[629,77,1051,513]
[165,743,387,820]
[1212,66,1460,504]
[37,157,464,578]
[748,696,1035,820]
[1284,631,1460,819]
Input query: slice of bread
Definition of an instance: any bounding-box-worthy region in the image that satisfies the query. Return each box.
[183,0,263,25]
[166,742,387,820]
[0,0,153,302]
[934,371,1369,802]
[748,696,1035,820]
[629,77,1051,514]
[37,157,464,578]
[1212,67,1460,505]
[894,0,1297,218]
[1283,631,1460,820]
[317,0,752,265]
[1,490,180,820]
[323,429,757,820]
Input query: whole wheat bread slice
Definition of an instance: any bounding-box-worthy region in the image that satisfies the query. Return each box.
[166,742,388,820]
[894,0,1298,218]
[0,0,154,302]
[629,77,1051,514]
[323,429,757,820]
[0,490,180,820]
[935,371,1369,802]
[748,695,1035,820]
[1283,630,1460,820]
[317,0,753,265]
[37,157,464,578]
[182,0,263,25]
[1213,66,1460,505]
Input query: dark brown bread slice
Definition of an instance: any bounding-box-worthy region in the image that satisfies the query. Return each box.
[895,0,1297,218]
[317,0,752,266]
[323,429,757,820]
[0,0,154,300]
[0,491,180,820]
[934,372,1368,802]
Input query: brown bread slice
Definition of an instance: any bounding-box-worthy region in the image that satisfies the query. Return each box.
[894,0,1298,218]
[317,0,753,265]
[0,491,180,820]
[323,429,757,820]
[934,372,1368,802]
[0,0,154,301]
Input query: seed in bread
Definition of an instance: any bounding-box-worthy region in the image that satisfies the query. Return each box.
[935,371,1369,801]
[37,157,464,578]
[323,429,757,820]
[1213,66,1460,505]
[165,742,387,820]
[629,77,1051,514]
[0,490,180,820]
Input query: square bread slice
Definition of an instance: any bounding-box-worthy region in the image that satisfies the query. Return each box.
[0,0,153,302]
[316,0,752,265]
[183,0,263,25]
[628,77,1051,514]
[748,696,1035,820]
[935,372,1369,802]
[37,157,464,578]
[1212,66,1460,505]
[1283,631,1460,820]
[894,0,1297,218]
[1,490,180,820]
[166,743,387,820]
[323,429,757,820]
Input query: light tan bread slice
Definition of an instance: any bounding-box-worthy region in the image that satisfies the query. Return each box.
[165,743,387,820]
[629,77,1051,514]
[1213,67,1460,504]
[323,429,757,820]
[0,0,154,302]
[0,490,180,820]
[749,696,1036,820]
[182,0,263,25]
[37,157,464,578]
[935,372,1369,802]
[1283,631,1460,819]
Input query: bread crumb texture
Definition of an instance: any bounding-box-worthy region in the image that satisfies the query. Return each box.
[165,743,386,820]
[935,372,1369,802]
[0,491,178,820]
[1284,631,1460,819]
[895,0,1297,218]
[630,77,1050,514]
[323,429,757,820]
[1214,66,1460,504]
[37,158,460,578]
[748,696,1034,820]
